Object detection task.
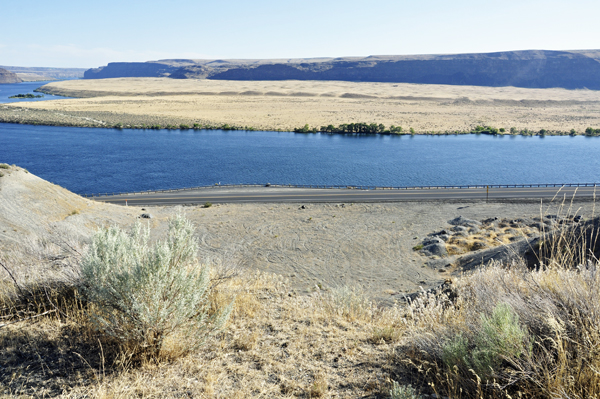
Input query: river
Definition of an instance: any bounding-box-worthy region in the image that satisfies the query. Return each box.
[2,122,600,195]
[0,81,72,103]
[1,82,599,195]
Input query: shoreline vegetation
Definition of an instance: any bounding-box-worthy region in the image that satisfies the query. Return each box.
[294,122,600,137]
[8,93,44,99]
[0,113,599,137]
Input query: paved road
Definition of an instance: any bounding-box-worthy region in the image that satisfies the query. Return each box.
[92,186,599,206]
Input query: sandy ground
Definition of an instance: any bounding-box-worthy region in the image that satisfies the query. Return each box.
[2,78,600,132]
[1,166,595,303]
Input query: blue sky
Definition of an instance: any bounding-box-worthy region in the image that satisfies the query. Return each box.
[2,0,599,68]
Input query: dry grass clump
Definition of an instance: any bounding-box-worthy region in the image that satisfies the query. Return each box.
[444,219,561,256]
[4,200,600,398]
[17,273,403,398]
[0,245,105,397]
[0,217,408,398]
[397,198,600,398]
[308,372,328,398]
[400,258,600,398]
[535,218,600,270]
[0,225,84,320]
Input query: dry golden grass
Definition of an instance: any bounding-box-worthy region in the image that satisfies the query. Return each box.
[399,260,600,399]
[0,245,406,398]
[3,182,600,398]
[3,78,600,132]
[445,224,536,255]
[397,196,600,398]
[3,216,600,398]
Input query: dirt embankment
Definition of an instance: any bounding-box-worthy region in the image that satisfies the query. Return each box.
[1,165,595,302]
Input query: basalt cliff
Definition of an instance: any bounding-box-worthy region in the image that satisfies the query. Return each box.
[0,67,22,84]
[84,50,600,90]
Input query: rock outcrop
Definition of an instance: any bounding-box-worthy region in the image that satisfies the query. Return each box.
[84,62,181,79]
[0,66,87,80]
[0,68,22,84]
[419,215,600,272]
[83,50,600,90]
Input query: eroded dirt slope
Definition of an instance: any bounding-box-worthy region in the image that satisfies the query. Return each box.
[1,165,594,301]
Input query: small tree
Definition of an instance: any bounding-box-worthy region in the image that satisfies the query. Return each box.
[390,125,403,134]
[294,124,311,133]
[81,214,232,357]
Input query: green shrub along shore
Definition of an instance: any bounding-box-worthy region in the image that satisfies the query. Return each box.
[8,93,44,99]
[112,122,257,131]
[2,111,600,136]
[294,123,600,137]
[37,121,600,136]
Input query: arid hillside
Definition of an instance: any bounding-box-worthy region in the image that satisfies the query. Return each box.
[0,67,22,84]
[1,164,595,300]
[84,50,600,90]
[4,78,600,132]
[2,165,600,398]
[0,65,86,80]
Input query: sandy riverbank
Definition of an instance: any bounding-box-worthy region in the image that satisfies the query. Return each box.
[2,78,600,132]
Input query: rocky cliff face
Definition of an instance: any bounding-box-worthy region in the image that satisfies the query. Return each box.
[0,68,22,84]
[84,50,600,90]
[83,62,181,79]
[206,51,600,90]
[0,66,86,80]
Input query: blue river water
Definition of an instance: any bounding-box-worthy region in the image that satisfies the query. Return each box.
[1,122,600,195]
[1,81,600,194]
[0,81,71,103]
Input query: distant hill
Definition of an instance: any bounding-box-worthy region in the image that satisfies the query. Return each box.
[83,50,600,90]
[84,62,180,79]
[0,66,87,81]
[0,68,22,84]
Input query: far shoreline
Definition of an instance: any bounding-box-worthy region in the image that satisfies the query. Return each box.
[2,77,600,136]
[0,110,597,137]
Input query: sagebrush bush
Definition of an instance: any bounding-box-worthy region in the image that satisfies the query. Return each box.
[403,259,600,398]
[442,303,530,378]
[81,214,232,357]
[441,333,469,369]
[389,381,420,399]
[473,303,530,374]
